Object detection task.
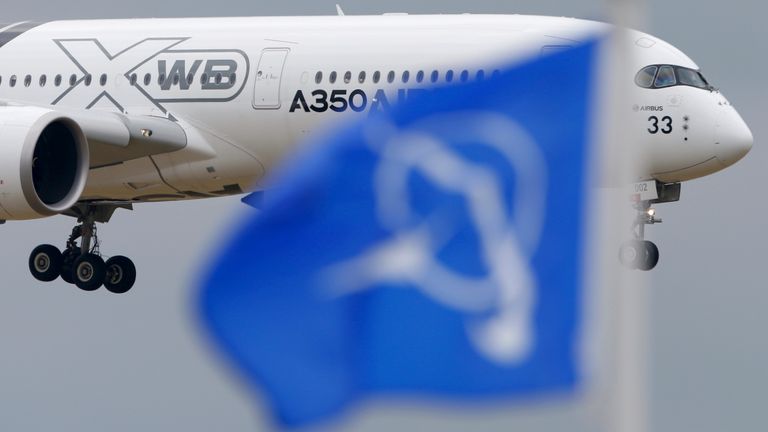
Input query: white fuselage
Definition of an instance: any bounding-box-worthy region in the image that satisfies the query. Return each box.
[0,15,752,206]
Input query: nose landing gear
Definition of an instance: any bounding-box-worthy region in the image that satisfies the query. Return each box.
[619,201,662,271]
[27,204,136,293]
[618,181,681,271]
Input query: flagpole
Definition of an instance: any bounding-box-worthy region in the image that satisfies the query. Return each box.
[602,1,649,432]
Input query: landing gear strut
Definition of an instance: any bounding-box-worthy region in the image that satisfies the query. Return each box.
[28,204,136,293]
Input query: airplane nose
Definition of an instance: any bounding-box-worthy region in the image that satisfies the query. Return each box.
[715,106,753,166]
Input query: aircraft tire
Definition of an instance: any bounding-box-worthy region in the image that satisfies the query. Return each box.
[72,254,106,291]
[618,240,642,269]
[60,248,80,284]
[637,240,659,271]
[104,256,136,294]
[29,244,62,282]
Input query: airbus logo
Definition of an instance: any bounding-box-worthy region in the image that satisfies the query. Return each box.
[52,38,250,112]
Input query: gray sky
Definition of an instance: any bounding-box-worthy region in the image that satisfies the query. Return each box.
[0,1,764,431]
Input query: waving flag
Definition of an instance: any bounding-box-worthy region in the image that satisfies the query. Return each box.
[200,41,599,428]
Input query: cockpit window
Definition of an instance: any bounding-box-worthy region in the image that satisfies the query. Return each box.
[635,64,713,90]
[634,66,658,88]
[654,66,676,88]
[676,67,709,89]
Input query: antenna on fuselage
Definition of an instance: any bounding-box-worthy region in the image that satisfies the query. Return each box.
[336,4,345,16]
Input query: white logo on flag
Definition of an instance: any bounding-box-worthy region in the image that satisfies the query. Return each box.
[321,112,548,366]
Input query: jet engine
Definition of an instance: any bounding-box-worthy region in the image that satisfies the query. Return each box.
[0,106,89,220]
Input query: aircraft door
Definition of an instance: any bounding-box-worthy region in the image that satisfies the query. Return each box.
[252,48,290,109]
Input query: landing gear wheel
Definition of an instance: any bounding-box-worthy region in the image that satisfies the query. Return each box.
[28,245,62,282]
[619,240,643,269]
[619,240,659,271]
[60,248,80,284]
[104,256,136,294]
[637,240,659,271]
[72,254,106,291]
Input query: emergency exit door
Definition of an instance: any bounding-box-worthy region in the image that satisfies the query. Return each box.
[252,48,290,109]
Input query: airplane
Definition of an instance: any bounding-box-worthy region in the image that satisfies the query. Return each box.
[0,14,752,293]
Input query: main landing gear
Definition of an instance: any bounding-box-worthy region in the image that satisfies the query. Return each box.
[27,204,136,293]
[618,181,681,271]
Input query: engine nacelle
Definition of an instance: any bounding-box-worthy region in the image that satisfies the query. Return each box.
[0,106,89,220]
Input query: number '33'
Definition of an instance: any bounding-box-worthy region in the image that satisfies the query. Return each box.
[648,116,673,134]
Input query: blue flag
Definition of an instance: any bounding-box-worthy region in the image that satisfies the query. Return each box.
[200,41,598,428]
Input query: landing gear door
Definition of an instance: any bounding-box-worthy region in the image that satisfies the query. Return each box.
[252,48,290,109]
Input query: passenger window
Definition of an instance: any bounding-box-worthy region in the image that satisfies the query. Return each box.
[460,70,469,82]
[387,71,395,83]
[158,73,166,85]
[492,69,501,79]
[315,71,323,84]
[230,73,236,85]
[69,74,77,86]
[100,74,107,86]
[146,74,153,86]
[215,73,223,84]
[446,70,454,82]
[476,70,485,81]
[358,71,366,84]
[54,74,62,87]
[430,70,438,83]
[0,76,3,86]
[634,65,657,88]
[129,73,137,86]
[24,75,31,87]
[654,65,676,88]
[373,71,381,84]
[416,70,424,83]
[172,74,180,85]
[10,75,16,87]
[343,71,351,84]
[39,75,47,87]
[402,70,410,83]
[84,74,92,86]
[329,71,337,84]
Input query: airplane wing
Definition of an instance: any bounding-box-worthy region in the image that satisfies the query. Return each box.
[63,109,187,168]
[0,100,187,168]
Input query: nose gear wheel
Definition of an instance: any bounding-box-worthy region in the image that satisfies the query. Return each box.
[619,199,662,271]
[619,239,659,271]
